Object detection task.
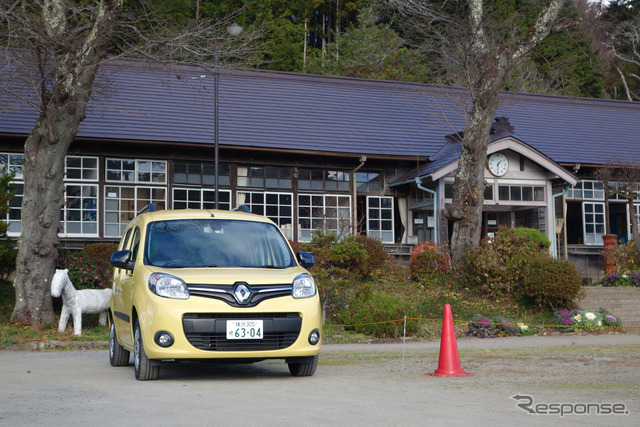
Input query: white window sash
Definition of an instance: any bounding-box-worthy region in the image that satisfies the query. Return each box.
[60,183,99,237]
[366,196,394,244]
[582,202,605,245]
[297,193,352,242]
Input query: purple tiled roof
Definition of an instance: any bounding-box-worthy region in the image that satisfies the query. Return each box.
[1,57,639,165]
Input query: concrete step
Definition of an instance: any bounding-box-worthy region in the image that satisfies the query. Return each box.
[577,287,640,334]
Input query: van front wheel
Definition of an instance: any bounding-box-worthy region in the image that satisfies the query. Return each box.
[134,321,159,380]
[109,321,130,367]
[287,355,318,377]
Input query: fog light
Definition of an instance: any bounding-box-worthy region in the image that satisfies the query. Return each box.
[154,331,174,347]
[308,329,320,345]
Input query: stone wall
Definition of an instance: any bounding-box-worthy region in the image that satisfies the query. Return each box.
[578,287,640,334]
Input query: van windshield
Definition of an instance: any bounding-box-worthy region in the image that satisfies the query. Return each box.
[144,219,296,268]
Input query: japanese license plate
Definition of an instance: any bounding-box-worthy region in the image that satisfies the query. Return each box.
[226,320,263,340]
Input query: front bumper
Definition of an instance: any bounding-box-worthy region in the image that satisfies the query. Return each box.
[136,294,322,360]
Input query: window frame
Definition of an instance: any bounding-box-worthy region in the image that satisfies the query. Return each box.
[6,181,23,237]
[356,171,382,193]
[237,166,292,189]
[106,158,167,184]
[61,183,99,237]
[582,201,605,245]
[173,161,230,187]
[0,153,24,179]
[628,203,640,241]
[298,168,351,192]
[568,180,605,201]
[297,193,352,242]
[104,185,167,238]
[172,187,231,210]
[237,191,294,239]
[65,156,99,182]
[366,195,395,243]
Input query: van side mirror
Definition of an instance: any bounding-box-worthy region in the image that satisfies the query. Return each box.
[110,250,135,270]
[296,251,314,269]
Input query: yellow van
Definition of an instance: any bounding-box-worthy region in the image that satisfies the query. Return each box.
[108,206,321,380]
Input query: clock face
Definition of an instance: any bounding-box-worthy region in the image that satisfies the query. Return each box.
[487,153,509,177]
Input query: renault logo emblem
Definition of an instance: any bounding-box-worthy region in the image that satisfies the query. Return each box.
[233,283,252,304]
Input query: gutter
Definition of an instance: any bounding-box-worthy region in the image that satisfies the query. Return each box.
[415,176,438,244]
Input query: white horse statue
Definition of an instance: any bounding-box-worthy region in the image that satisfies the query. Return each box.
[50,269,112,336]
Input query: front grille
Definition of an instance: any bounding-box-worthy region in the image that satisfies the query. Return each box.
[186,283,292,308]
[182,313,302,351]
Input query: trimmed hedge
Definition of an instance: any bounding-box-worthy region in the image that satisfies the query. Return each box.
[519,254,584,310]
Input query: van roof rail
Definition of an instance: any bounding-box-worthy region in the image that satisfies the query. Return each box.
[232,205,251,213]
[136,203,157,216]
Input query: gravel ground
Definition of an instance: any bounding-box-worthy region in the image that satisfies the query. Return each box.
[1,333,638,426]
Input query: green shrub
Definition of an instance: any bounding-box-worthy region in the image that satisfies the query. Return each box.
[82,242,118,286]
[56,250,104,290]
[513,227,551,249]
[0,167,16,282]
[337,290,419,338]
[466,228,542,297]
[408,242,451,280]
[355,234,392,278]
[612,241,640,272]
[519,254,583,310]
[301,230,368,274]
[0,280,15,322]
[0,240,17,282]
[326,236,369,272]
[300,231,369,322]
[600,272,640,287]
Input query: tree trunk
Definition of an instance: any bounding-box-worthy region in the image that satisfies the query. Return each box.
[9,0,122,325]
[11,92,94,324]
[446,90,500,266]
[11,119,71,324]
[444,0,570,267]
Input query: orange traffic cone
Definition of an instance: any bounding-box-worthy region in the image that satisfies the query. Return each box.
[426,304,474,377]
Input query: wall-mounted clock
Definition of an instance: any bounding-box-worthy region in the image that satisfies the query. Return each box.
[487,152,509,177]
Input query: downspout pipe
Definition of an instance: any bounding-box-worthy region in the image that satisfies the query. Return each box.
[415,177,438,244]
[353,156,367,235]
[552,184,570,259]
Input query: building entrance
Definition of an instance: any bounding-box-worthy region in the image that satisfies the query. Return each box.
[483,212,511,237]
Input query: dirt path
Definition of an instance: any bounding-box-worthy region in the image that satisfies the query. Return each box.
[1,333,638,426]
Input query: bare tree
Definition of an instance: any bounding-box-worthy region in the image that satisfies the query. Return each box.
[595,159,640,253]
[0,0,261,325]
[608,18,640,101]
[611,160,640,254]
[389,0,578,266]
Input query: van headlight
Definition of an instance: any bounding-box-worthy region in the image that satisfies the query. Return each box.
[292,273,316,299]
[149,273,190,299]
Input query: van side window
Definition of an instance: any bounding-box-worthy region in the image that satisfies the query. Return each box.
[130,227,141,264]
[120,228,133,251]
